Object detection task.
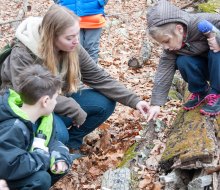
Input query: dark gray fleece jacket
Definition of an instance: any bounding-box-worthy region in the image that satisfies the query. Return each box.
[147,0,220,106]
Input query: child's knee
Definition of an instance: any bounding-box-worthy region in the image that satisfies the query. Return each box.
[176,55,200,70]
[176,55,188,69]
[33,171,51,189]
[208,50,220,59]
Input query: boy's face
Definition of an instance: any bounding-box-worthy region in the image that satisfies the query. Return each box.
[55,22,80,52]
[43,92,58,116]
[155,25,184,51]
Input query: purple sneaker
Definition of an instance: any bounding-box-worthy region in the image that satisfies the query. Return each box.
[183,93,207,110]
[200,94,220,116]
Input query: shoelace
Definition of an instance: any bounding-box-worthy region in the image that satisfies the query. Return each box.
[189,93,200,100]
[205,94,219,106]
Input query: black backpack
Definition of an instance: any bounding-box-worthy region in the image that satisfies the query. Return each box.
[0,42,15,85]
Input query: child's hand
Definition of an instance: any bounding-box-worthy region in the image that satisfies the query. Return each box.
[0,180,9,190]
[51,161,68,174]
[147,106,160,122]
[207,37,220,53]
[72,120,80,128]
[136,101,150,119]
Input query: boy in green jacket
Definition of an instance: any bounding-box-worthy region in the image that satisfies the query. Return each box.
[0,65,73,190]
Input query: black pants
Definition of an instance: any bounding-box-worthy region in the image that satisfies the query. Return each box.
[7,170,65,190]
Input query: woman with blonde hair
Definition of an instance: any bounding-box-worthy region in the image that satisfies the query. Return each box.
[1,5,149,156]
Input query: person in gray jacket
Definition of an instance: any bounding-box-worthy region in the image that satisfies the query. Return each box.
[1,5,150,156]
[146,0,220,121]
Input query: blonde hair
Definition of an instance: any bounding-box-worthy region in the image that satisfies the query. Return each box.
[149,23,180,41]
[39,4,81,93]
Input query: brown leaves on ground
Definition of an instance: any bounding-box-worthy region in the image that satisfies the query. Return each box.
[1,0,190,189]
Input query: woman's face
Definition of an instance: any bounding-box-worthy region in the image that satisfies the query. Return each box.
[155,25,184,51]
[55,22,80,52]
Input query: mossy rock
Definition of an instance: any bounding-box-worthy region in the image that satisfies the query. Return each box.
[198,0,220,13]
[160,104,219,171]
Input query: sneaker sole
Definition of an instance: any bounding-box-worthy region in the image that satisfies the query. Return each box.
[183,99,205,111]
[200,109,220,116]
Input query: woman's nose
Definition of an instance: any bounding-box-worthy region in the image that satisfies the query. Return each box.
[73,37,79,44]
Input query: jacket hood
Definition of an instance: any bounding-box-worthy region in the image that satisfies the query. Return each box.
[15,17,42,58]
[0,89,29,123]
[147,0,190,28]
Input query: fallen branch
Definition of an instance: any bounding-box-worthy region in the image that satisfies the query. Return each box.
[13,0,29,28]
[206,165,220,175]
[181,0,200,9]
[105,9,145,17]
[1,0,29,27]
[0,19,23,26]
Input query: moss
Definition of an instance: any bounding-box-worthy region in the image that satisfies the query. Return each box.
[217,116,220,126]
[118,143,137,168]
[168,89,180,100]
[216,116,220,137]
[161,105,215,163]
[198,0,220,13]
[198,3,217,13]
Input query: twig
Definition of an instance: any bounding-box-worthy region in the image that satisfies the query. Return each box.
[105,9,145,17]
[205,165,220,175]
[181,0,200,9]
[1,0,29,27]
[0,19,23,26]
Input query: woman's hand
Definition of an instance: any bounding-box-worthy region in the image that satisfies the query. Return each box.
[147,106,160,122]
[207,37,220,52]
[136,101,150,118]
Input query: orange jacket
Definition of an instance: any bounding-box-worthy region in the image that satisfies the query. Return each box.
[80,14,106,28]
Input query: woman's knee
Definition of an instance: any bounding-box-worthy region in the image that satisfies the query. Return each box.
[85,98,116,120]
[100,97,116,116]
[53,115,69,144]
[72,89,116,115]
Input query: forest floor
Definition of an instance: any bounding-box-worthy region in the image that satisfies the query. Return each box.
[0,0,199,189]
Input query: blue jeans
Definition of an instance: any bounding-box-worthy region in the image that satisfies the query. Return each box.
[80,28,102,64]
[54,89,116,149]
[176,50,220,94]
